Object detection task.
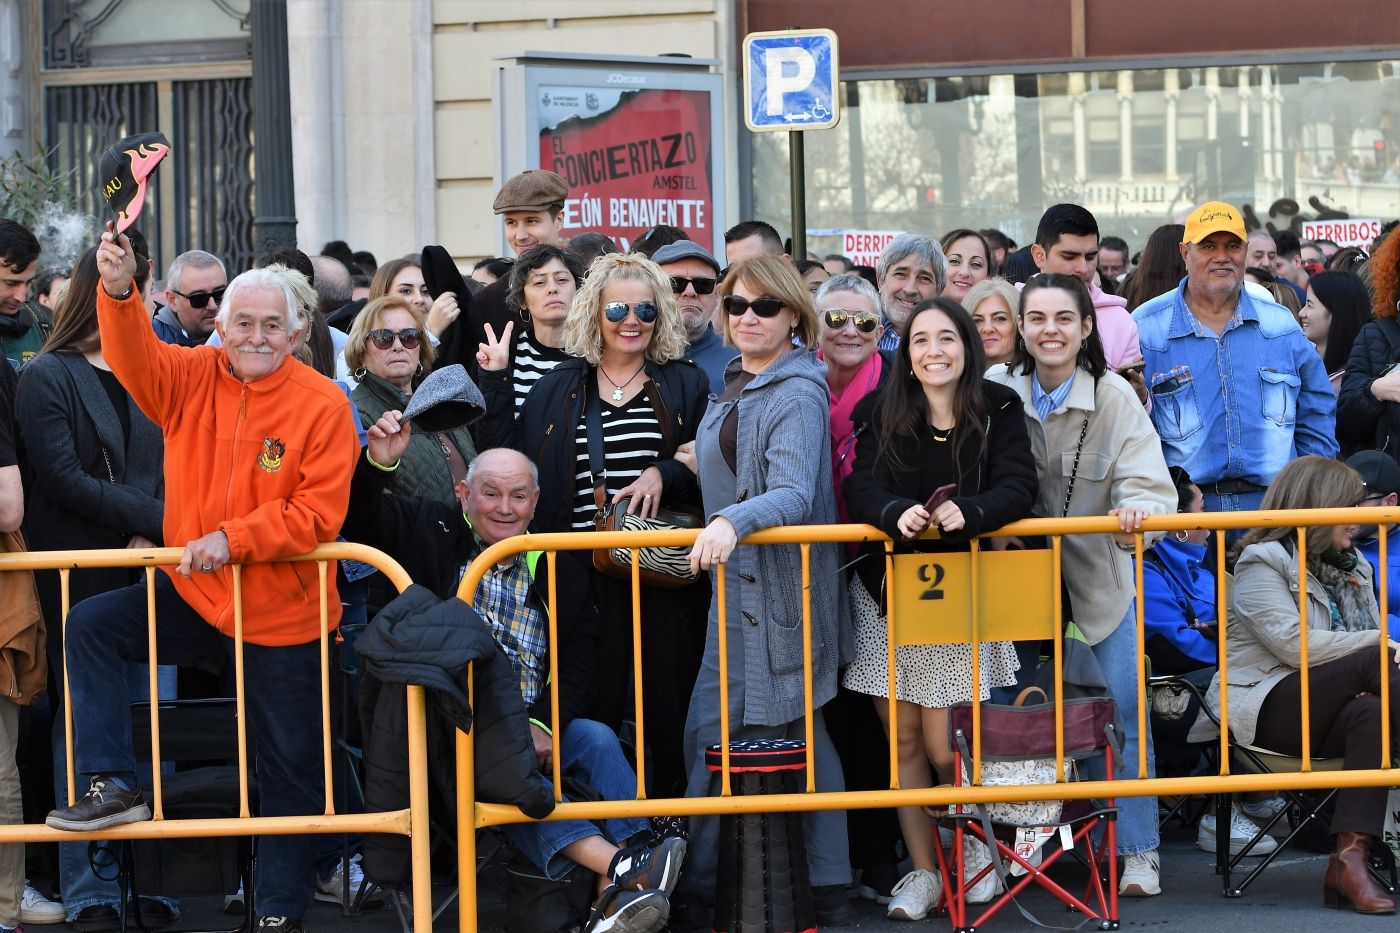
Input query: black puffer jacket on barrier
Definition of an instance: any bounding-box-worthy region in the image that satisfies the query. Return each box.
[357,585,554,885]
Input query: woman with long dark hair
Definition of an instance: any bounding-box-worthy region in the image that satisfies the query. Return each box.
[16,248,176,927]
[1122,224,1187,312]
[1302,271,1370,393]
[989,272,1175,898]
[841,297,1038,920]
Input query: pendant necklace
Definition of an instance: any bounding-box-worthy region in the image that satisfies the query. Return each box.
[930,424,955,443]
[600,363,646,402]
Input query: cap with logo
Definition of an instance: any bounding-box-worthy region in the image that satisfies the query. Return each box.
[651,240,720,274]
[493,170,568,215]
[99,132,171,234]
[1347,450,1400,498]
[1182,201,1247,245]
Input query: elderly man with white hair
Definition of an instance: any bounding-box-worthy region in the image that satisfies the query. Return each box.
[46,227,360,933]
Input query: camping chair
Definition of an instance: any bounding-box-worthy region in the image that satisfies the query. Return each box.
[119,697,254,933]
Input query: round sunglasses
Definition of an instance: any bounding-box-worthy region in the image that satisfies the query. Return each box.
[603,301,659,323]
[721,295,785,318]
[172,285,227,309]
[367,328,422,351]
[822,308,880,333]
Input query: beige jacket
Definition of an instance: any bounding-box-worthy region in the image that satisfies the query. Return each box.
[1194,540,1389,746]
[987,365,1175,645]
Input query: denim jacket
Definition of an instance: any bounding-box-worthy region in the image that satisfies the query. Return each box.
[1133,278,1337,487]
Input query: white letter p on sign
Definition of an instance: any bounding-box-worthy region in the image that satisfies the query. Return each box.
[764,47,816,116]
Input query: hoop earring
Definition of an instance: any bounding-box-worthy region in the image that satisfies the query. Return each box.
[415,362,425,377]
[519,307,532,323]
[1174,530,1189,542]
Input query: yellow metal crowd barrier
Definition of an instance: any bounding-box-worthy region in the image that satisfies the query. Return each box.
[0,543,432,932]
[454,507,1400,933]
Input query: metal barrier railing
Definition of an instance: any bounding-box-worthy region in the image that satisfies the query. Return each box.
[0,543,432,931]
[453,508,1400,932]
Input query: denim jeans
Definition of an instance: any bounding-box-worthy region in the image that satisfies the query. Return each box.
[500,719,649,881]
[53,665,179,921]
[64,573,326,919]
[1201,489,1266,555]
[1080,601,1159,855]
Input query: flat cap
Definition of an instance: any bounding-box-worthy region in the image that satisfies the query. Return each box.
[493,170,568,215]
[651,239,720,273]
[402,364,485,433]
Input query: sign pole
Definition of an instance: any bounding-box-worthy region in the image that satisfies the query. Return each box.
[789,130,806,260]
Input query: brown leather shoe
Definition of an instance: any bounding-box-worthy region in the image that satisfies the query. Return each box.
[1324,832,1396,914]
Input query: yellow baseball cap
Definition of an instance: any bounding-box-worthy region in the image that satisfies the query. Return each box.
[1182,201,1247,244]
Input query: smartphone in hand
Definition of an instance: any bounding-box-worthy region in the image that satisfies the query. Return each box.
[923,483,957,514]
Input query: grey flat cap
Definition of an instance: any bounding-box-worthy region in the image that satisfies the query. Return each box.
[651,240,720,273]
[402,364,485,433]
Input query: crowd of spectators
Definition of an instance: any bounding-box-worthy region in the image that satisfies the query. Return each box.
[0,170,1397,933]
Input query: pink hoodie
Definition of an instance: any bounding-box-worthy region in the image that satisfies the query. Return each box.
[1013,280,1142,369]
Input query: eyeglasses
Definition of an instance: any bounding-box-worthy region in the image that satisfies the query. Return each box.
[368,328,422,351]
[603,301,659,324]
[822,308,880,333]
[721,295,786,318]
[670,276,717,296]
[172,285,227,309]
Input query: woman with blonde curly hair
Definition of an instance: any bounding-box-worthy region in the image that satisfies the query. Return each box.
[476,251,711,800]
[1338,230,1400,458]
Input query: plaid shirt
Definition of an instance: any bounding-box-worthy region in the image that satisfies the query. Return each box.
[469,533,547,707]
[876,322,901,354]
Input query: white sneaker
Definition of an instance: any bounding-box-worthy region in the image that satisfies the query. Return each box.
[20,883,64,925]
[315,854,385,907]
[1198,808,1278,857]
[1119,849,1161,897]
[1239,796,1289,836]
[886,868,941,921]
[963,836,1002,905]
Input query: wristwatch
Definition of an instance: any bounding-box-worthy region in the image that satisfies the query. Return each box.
[103,283,133,301]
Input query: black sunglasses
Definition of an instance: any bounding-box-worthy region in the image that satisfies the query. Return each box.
[368,328,422,351]
[172,285,227,309]
[603,301,659,324]
[721,294,785,318]
[823,309,880,333]
[670,275,717,296]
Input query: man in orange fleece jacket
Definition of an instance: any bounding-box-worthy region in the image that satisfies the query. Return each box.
[46,227,359,933]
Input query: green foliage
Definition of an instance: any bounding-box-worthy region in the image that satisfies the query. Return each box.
[0,148,75,230]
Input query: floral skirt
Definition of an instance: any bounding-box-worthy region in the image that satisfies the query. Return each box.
[841,575,1019,708]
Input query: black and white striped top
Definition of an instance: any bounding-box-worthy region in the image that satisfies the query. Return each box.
[512,331,570,412]
[571,390,663,530]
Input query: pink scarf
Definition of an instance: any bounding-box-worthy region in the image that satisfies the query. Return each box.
[821,350,884,524]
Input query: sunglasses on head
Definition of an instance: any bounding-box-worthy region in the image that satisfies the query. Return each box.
[172,285,227,309]
[368,328,422,351]
[721,295,786,318]
[670,275,717,296]
[822,308,880,333]
[603,301,659,324]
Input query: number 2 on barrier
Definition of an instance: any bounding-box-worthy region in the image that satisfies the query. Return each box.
[917,562,945,600]
[890,550,1058,646]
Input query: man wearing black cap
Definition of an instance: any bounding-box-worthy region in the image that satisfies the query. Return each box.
[652,240,736,395]
[1349,450,1400,629]
[435,170,569,376]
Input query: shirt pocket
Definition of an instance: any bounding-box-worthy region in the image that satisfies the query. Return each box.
[1259,368,1301,427]
[1061,450,1113,484]
[1149,366,1202,441]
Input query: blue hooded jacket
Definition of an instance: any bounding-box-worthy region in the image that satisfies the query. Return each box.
[1142,536,1218,674]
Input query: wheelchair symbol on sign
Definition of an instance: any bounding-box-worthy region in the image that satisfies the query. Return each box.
[809,101,831,120]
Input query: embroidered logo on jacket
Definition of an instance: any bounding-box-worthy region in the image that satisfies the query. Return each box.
[258,437,286,473]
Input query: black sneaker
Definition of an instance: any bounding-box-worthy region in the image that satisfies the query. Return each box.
[609,837,686,898]
[812,883,852,926]
[583,885,668,933]
[71,906,119,933]
[45,779,151,831]
[255,919,303,933]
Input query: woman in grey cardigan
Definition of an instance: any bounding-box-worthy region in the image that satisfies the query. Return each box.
[678,256,853,926]
[1212,456,1400,914]
[988,272,1175,900]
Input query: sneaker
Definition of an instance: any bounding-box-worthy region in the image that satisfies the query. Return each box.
[1239,796,1290,835]
[583,885,668,933]
[609,837,686,898]
[857,858,902,903]
[45,778,151,832]
[887,868,941,921]
[315,854,385,907]
[811,884,851,926]
[70,906,118,933]
[223,882,245,915]
[963,836,1002,905]
[19,884,63,925]
[255,919,303,933]
[1119,849,1161,897]
[1198,808,1279,857]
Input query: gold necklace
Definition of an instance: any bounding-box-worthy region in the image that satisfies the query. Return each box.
[930,423,955,443]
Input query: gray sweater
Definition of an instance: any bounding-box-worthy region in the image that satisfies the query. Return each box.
[711,349,853,726]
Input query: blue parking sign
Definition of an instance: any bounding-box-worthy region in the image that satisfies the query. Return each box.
[743,29,840,132]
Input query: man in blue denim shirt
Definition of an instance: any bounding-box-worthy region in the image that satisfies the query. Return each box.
[1133,201,1337,517]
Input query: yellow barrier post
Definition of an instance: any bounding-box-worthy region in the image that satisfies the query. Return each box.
[969,539,982,785]
[60,568,75,806]
[548,551,563,799]
[801,543,815,792]
[1134,532,1148,781]
[1216,530,1230,776]
[630,553,647,799]
[716,560,732,796]
[319,561,334,816]
[1297,528,1312,768]
[145,567,164,820]
[884,544,899,791]
[1381,526,1391,768]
